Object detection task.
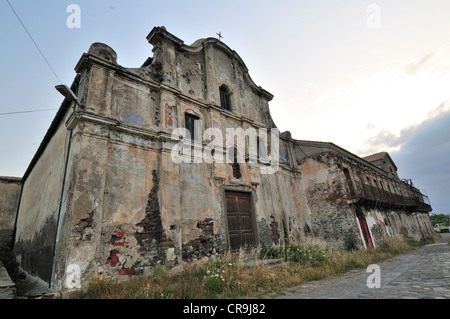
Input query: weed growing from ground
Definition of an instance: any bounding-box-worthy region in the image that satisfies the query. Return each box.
[75,234,438,299]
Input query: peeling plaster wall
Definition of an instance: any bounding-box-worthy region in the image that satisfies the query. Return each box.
[298,153,358,245]
[85,65,160,131]
[0,178,21,250]
[359,207,434,245]
[14,111,72,284]
[297,147,434,248]
[255,172,304,247]
[56,121,303,287]
[54,123,162,287]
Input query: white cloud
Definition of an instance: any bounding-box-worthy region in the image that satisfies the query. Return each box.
[289,49,450,155]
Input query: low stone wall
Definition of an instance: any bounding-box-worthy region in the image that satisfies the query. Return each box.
[0,177,22,251]
[0,260,15,299]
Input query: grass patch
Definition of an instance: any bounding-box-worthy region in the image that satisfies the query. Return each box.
[75,234,438,299]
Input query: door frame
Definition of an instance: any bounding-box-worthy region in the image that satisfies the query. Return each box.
[355,206,375,249]
[220,186,258,251]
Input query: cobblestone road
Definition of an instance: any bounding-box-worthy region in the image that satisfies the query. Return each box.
[270,233,450,299]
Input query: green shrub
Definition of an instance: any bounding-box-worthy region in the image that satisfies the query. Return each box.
[343,232,359,251]
[402,234,418,247]
[260,246,284,259]
[203,269,224,293]
[285,244,327,266]
[78,235,438,299]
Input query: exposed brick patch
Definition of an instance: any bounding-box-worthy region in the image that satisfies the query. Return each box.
[108,230,127,247]
[116,231,125,237]
[134,170,175,265]
[119,268,135,276]
[322,194,348,206]
[182,218,220,262]
[106,250,119,267]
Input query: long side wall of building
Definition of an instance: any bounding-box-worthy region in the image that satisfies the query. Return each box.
[295,148,434,249]
[297,152,360,246]
[13,111,72,284]
[359,207,435,245]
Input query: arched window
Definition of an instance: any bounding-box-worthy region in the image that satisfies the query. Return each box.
[219,85,232,111]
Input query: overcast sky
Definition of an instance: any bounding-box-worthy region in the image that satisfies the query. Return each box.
[1,1,449,215]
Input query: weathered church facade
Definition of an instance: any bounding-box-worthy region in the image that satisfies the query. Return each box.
[0,27,433,292]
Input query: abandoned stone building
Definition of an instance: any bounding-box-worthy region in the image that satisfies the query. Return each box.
[0,26,433,292]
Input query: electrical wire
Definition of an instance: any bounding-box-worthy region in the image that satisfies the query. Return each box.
[428,202,450,215]
[0,108,59,116]
[6,0,62,84]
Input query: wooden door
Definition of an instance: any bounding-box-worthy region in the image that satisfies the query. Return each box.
[356,208,374,249]
[225,192,255,251]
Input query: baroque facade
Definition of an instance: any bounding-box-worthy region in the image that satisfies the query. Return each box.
[0,27,433,291]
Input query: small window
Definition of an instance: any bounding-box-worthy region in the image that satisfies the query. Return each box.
[219,85,232,111]
[185,113,200,141]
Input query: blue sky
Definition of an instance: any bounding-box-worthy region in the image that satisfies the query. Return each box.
[1,0,449,215]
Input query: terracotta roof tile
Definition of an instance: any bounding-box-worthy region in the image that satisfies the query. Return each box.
[362,152,388,163]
